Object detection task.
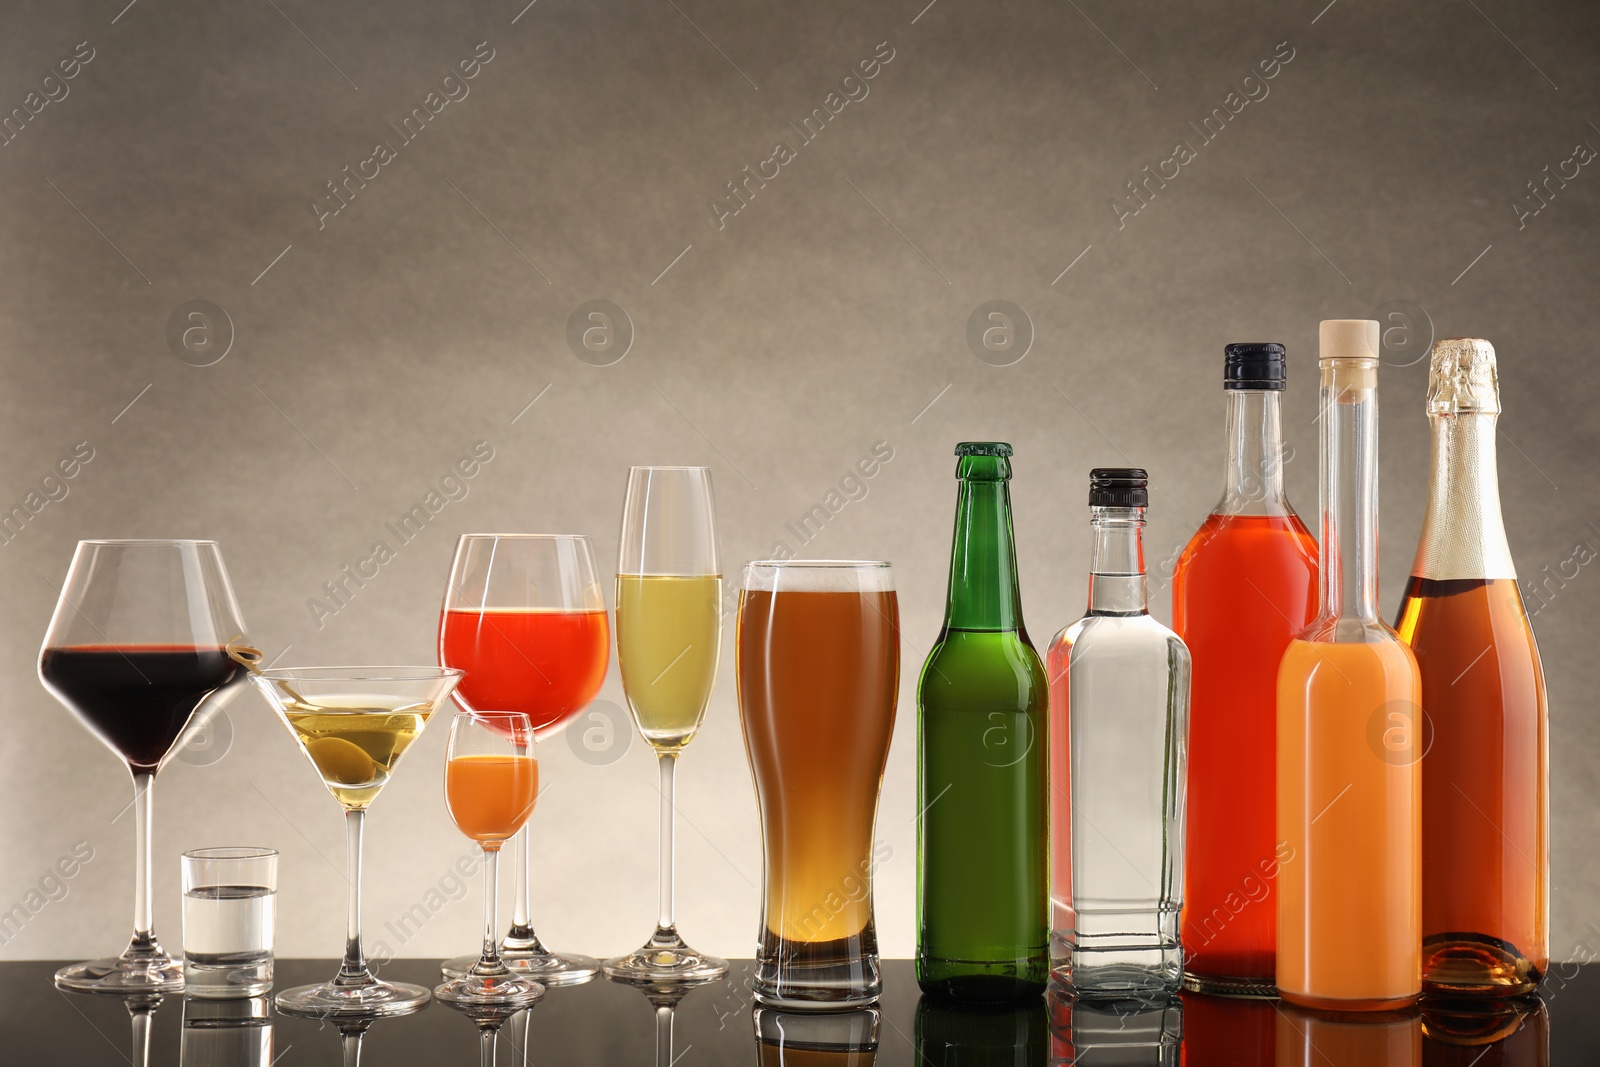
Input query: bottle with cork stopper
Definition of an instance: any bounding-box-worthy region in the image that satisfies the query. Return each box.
[1276,319,1422,1011]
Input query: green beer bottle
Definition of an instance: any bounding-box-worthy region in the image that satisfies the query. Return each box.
[917,441,1049,1002]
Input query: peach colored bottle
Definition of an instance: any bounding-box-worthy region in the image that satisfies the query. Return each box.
[1276,320,1421,1011]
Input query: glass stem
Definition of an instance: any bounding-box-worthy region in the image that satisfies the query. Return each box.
[506,823,538,947]
[477,846,504,974]
[340,1028,365,1067]
[480,1028,496,1067]
[656,753,678,938]
[654,1004,674,1067]
[130,1005,154,1067]
[338,809,370,984]
[128,772,156,955]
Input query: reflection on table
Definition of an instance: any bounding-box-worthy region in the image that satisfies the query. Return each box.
[916,995,1047,1064]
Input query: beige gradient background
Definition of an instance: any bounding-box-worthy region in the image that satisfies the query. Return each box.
[0,0,1596,966]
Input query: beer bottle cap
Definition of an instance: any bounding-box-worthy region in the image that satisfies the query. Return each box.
[954,442,1013,457]
[1224,342,1287,390]
[1089,468,1148,507]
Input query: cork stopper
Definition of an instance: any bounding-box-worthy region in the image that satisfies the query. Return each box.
[1319,319,1379,392]
[1427,338,1500,416]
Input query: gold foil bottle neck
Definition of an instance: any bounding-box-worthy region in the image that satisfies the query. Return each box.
[1427,338,1500,416]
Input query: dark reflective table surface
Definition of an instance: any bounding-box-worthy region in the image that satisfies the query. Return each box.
[3,960,1596,1064]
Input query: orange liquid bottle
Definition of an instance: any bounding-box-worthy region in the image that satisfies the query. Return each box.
[1173,343,1317,996]
[1277,320,1421,1011]
[1394,339,1547,998]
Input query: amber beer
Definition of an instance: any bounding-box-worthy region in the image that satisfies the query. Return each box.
[737,560,899,1010]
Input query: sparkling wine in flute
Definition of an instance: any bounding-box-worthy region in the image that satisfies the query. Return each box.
[615,574,722,750]
[605,466,729,985]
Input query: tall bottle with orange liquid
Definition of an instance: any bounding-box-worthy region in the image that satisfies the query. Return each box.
[1395,338,1547,998]
[1277,319,1421,1011]
[1172,342,1317,996]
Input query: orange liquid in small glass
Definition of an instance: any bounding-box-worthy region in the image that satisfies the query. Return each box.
[446,753,539,848]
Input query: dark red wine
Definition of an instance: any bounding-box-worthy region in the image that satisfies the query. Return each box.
[40,644,246,772]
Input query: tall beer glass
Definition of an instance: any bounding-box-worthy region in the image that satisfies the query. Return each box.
[737,560,900,1010]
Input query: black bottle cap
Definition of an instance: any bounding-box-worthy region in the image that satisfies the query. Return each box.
[1089,467,1149,507]
[955,441,1013,457]
[1223,342,1287,390]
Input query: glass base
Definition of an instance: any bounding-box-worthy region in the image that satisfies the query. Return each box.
[604,935,729,985]
[434,968,545,1008]
[275,978,433,1018]
[442,949,599,985]
[55,953,185,995]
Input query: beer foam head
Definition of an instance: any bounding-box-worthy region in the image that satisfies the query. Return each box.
[742,560,894,593]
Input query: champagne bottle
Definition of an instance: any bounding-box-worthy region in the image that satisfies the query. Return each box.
[1395,337,1548,997]
[917,442,1049,1003]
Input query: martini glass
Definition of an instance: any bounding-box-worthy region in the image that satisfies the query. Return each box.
[250,665,463,1018]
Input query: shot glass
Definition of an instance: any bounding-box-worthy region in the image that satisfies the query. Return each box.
[182,997,274,1067]
[182,847,277,999]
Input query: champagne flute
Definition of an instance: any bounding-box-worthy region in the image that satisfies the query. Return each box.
[439,534,610,983]
[435,711,544,1007]
[603,467,728,983]
[39,539,251,994]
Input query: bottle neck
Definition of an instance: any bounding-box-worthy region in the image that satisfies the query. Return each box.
[1317,361,1381,623]
[1088,506,1149,616]
[1219,389,1291,514]
[1412,412,1515,580]
[944,473,1024,632]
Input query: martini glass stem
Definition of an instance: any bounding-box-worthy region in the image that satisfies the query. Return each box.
[338,809,370,985]
[656,753,677,939]
[128,771,156,956]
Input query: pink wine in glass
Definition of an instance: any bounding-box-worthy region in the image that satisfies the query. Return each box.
[438,609,609,735]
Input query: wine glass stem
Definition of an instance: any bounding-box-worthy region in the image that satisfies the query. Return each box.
[130,772,156,951]
[654,1004,674,1067]
[480,846,502,970]
[479,1028,495,1067]
[657,753,677,936]
[340,808,369,982]
[510,822,532,935]
[131,1006,153,1067]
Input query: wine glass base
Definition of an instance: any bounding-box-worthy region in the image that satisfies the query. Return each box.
[603,944,729,984]
[275,979,433,1019]
[441,950,599,985]
[434,972,546,1007]
[54,955,185,995]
